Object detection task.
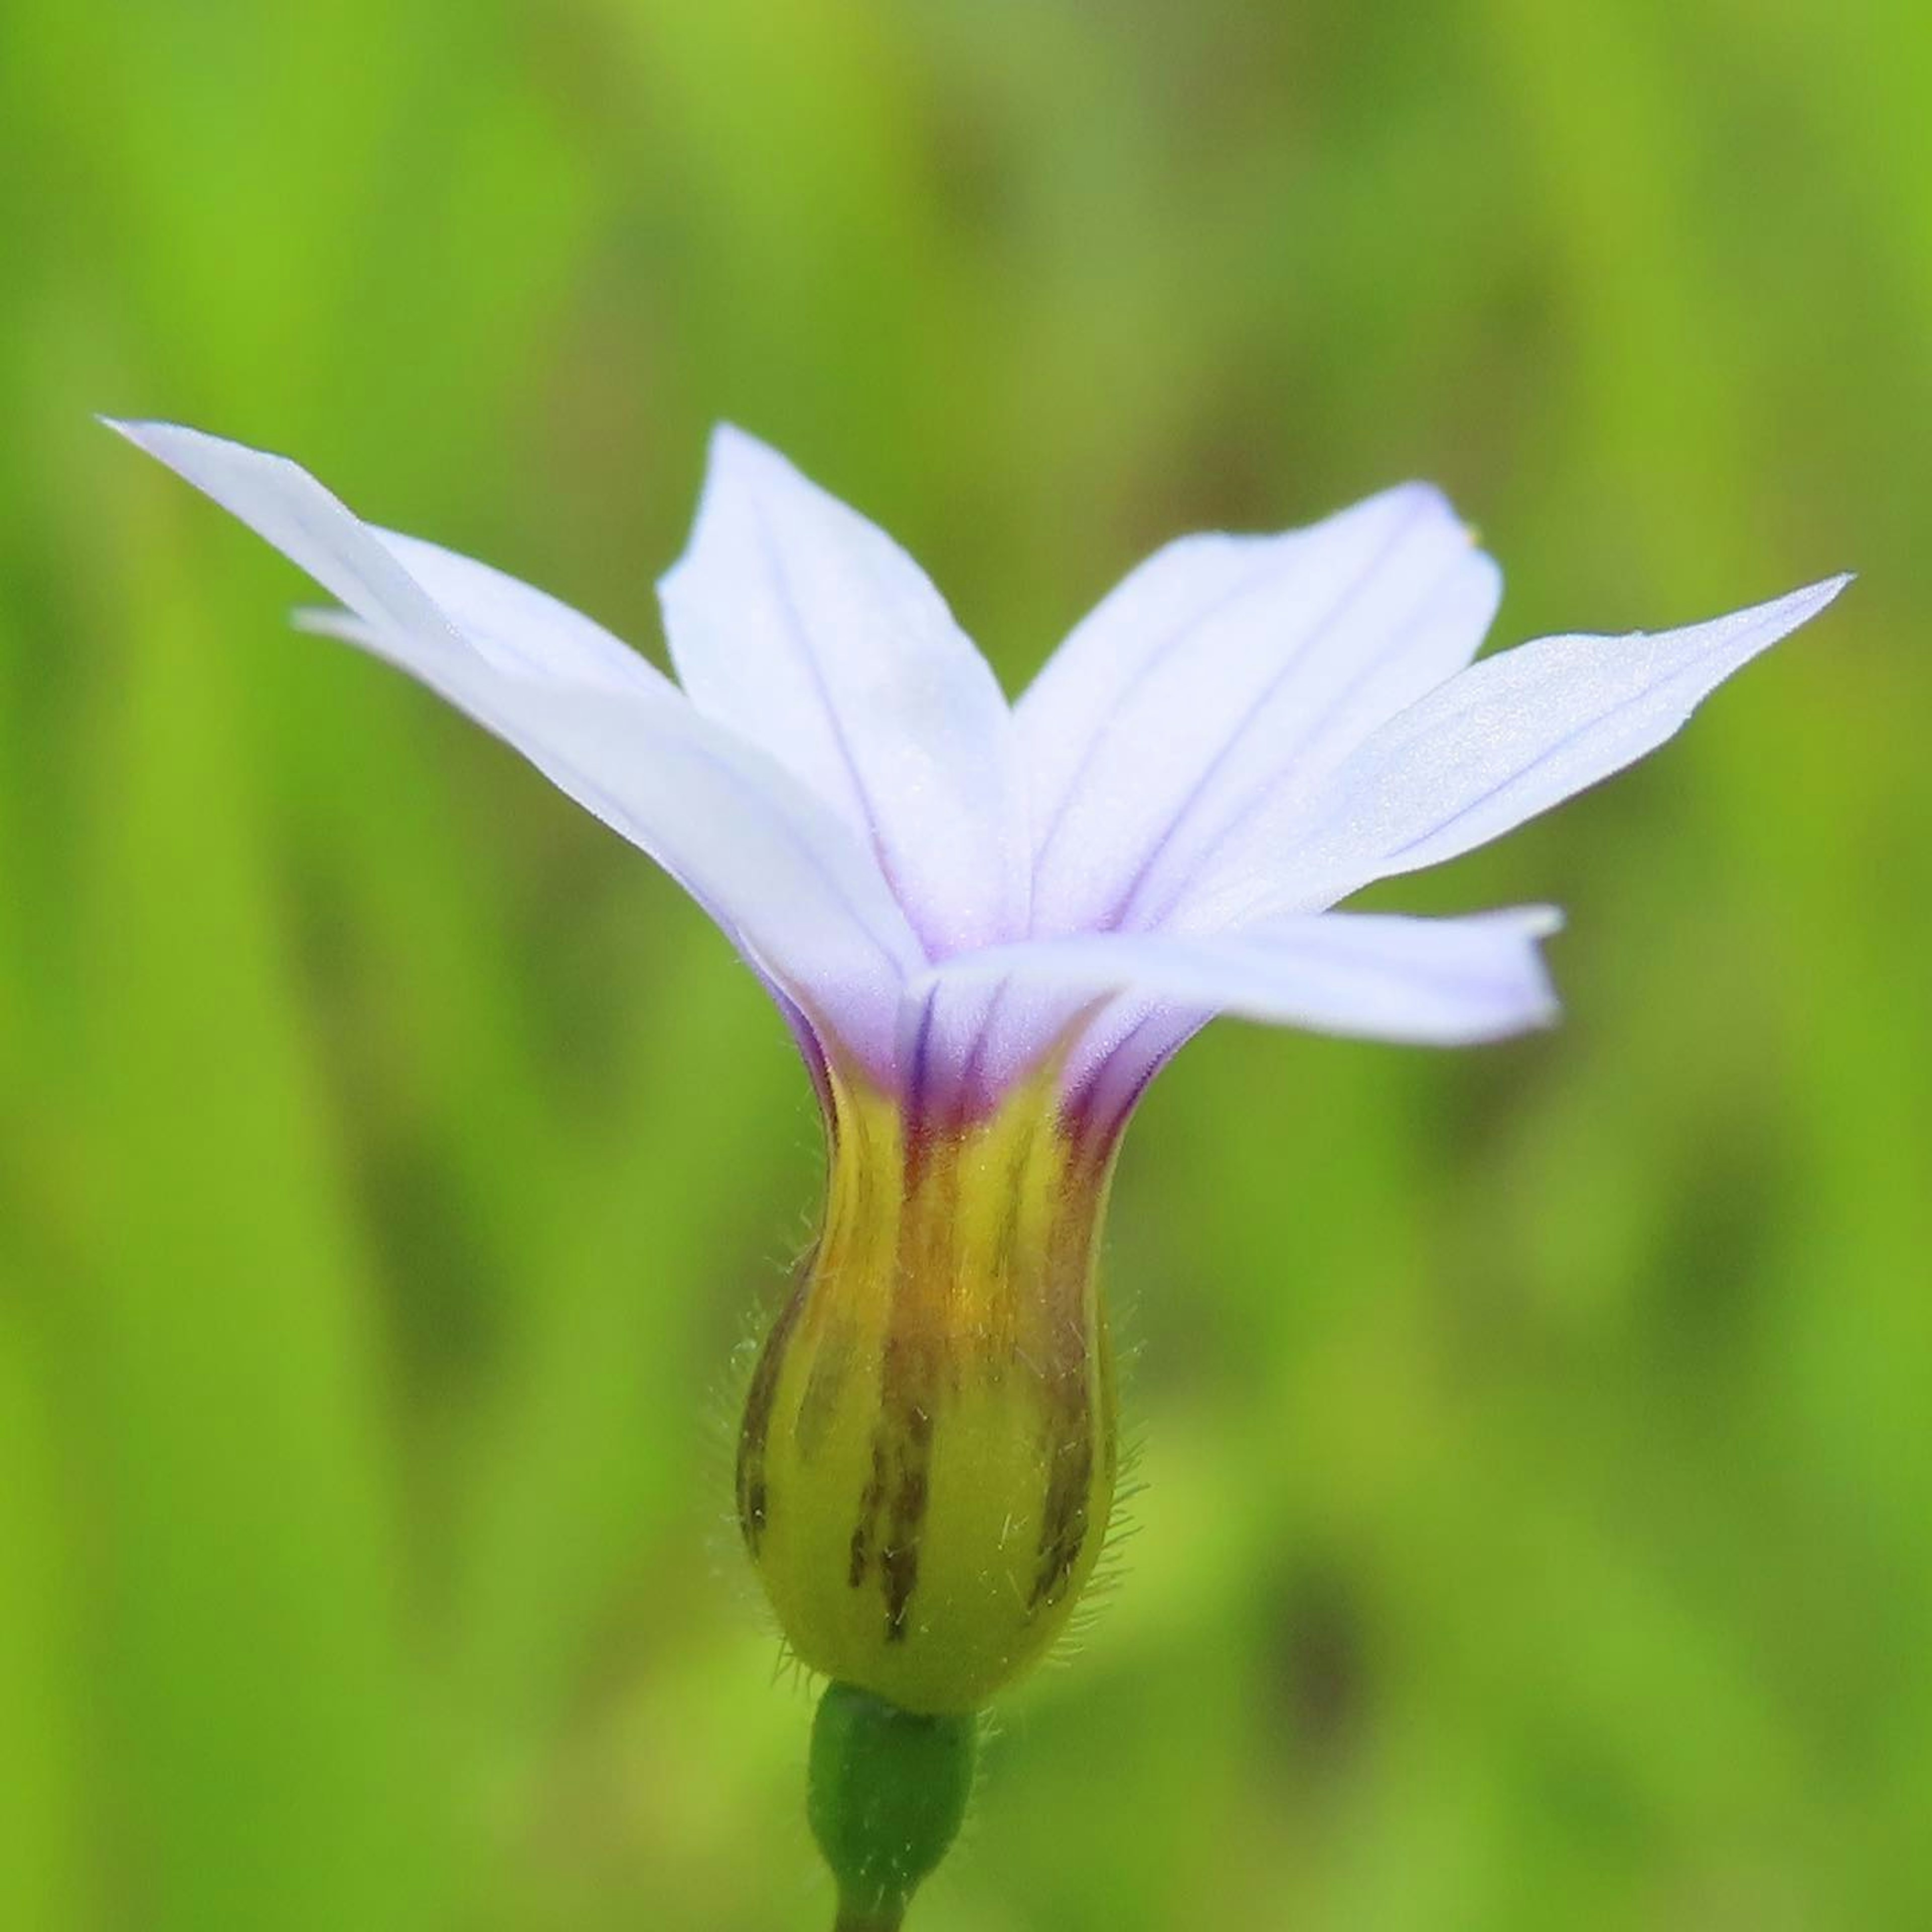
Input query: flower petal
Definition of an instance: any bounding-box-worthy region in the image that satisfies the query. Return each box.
[1175,576,1852,927]
[1016,486,1498,937]
[330,527,671,693]
[105,418,923,1070]
[658,426,1029,957]
[897,905,1560,1130]
[914,907,1563,1058]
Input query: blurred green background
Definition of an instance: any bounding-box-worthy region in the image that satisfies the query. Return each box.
[2,2,1926,1927]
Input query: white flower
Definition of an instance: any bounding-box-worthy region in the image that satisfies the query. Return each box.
[108,416,1847,1715]
[106,418,1846,1139]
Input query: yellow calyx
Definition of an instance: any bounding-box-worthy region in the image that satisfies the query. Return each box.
[737,1062,1120,1715]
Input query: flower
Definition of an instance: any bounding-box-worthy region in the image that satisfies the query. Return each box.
[108,418,1845,1712]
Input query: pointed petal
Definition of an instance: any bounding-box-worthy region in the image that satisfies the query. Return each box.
[1016,486,1498,936]
[1177,576,1852,926]
[657,426,1028,955]
[908,900,1569,1128]
[337,527,671,693]
[106,419,922,1069]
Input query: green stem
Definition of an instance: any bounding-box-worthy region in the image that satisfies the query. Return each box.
[807,1682,977,1930]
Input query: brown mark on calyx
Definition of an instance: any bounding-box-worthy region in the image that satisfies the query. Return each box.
[1027,1146,1105,1613]
[843,1333,938,1640]
[849,1106,959,1643]
[736,1249,811,1557]
[878,1345,936,1640]
[1029,1403,1096,1612]
[794,1308,857,1459]
[847,1439,887,1587]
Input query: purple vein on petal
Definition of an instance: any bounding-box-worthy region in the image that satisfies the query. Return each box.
[738,482,930,954]
[1104,498,1468,931]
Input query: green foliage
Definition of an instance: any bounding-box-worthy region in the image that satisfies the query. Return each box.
[1,2,1926,1927]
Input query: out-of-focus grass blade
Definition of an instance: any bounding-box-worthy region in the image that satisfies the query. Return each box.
[0,1297,91,1932]
[71,470,449,1932]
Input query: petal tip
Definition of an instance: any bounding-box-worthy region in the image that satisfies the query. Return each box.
[706,419,783,477]
[1775,571,1855,626]
[666,422,795,581]
[99,413,162,449]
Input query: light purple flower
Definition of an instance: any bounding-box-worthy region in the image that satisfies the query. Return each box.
[109,417,1848,1718]
[106,418,1844,1144]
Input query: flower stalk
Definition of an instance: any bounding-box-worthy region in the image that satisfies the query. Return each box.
[808,1682,977,1930]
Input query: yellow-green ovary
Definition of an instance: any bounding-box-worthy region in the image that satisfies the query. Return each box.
[737,1067,1119,1715]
